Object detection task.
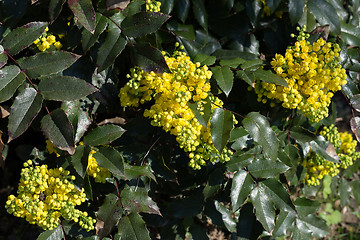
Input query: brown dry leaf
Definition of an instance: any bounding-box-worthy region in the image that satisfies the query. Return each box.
[326,143,338,159]
[0,105,9,118]
[98,117,126,126]
[106,0,130,10]
[310,25,330,40]
[0,130,4,169]
[95,219,105,235]
[31,0,39,4]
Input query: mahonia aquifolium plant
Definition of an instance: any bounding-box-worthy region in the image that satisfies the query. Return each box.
[302,124,360,186]
[254,26,347,122]
[119,43,234,169]
[146,0,161,12]
[33,27,62,52]
[5,160,96,231]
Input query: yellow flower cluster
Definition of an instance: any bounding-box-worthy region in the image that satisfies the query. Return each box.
[146,0,161,12]
[5,161,96,231]
[86,149,111,183]
[302,125,360,186]
[33,27,62,52]
[119,45,233,169]
[255,27,347,122]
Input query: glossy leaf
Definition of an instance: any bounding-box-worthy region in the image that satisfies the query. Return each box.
[93,147,125,179]
[36,226,63,240]
[309,138,339,163]
[339,178,351,208]
[8,88,43,142]
[83,124,126,146]
[117,213,151,240]
[229,127,248,142]
[248,157,290,178]
[307,0,341,35]
[294,198,321,217]
[341,22,360,47]
[96,193,123,238]
[231,170,254,211]
[240,59,263,70]
[298,215,329,238]
[188,96,211,127]
[193,54,216,66]
[96,25,127,72]
[272,210,296,237]
[70,144,89,178]
[68,0,96,33]
[81,13,108,52]
[214,200,237,232]
[0,66,25,103]
[131,43,170,74]
[159,0,175,15]
[1,22,47,55]
[39,76,97,101]
[212,66,234,96]
[253,69,288,87]
[250,185,275,232]
[351,116,360,142]
[193,0,207,30]
[226,152,254,171]
[236,70,255,85]
[124,164,156,181]
[49,0,66,21]
[220,57,245,68]
[175,0,190,23]
[41,109,75,155]
[121,12,170,38]
[242,112,279,161]
[120,185,161,215]
[18,51,80,78]
[0,46,8,69]
[289,126,316,143]
[210,108,234,153]
[350,94,360,112]
[288,0,305,25]
[262,179,296,213]
[166,20,195,40]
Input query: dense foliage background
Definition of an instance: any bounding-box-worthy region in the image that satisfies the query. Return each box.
[1,0,360,239]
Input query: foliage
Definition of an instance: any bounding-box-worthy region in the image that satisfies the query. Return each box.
[0,0,360,239]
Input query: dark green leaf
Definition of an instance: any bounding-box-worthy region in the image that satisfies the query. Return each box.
[298,215,329,238]
[70,144,89,178]
[214,200,237,232]
[175,0,190,23]
[212,66,234,96]
[339,178,351,208]
[166,20,195,40]
[159,0,175,15]
[220,57,245,68]
[193,54,216,66]
[132,43,170,74]
[96,25,127,72]
[49,0,66,21]
[93,147,125,179]
[289,126,316,143]
[351,116,360,142]
[124,164,156,181]
[350,94,360,112]
[250,186,275,232]
[0,46,8,68]
[1,22,48,55]
[81,13,108,52]
[36,226,63,240]
[240,59,263,71]
[236,70,255,85]
[242,112,279,161]
[8,88,43,142]
[294,198,321,217]
[117,213,151,240]
[307,0,341,35]
[310,138,339,163]
[253,69,288,87]
[188,96,211,127]
[273,210,296,237]
[121,12,170,38]
[341,22,360,47]
[120,185,161,215]
[0,66,25,103]
[229,127,248,142]
[97,193,123,238]
[68,0,96,33]
[261,179,296,213]
[289,0,305,25]
[226,152,254,171]
[167,190,203,218]
[203,168,223,199]
[248,157,290,178]
[83,124,126,146]
[193,0,207,30]
[231,170,254,211]
[41,109,75,155]
[351,180,360,205]
[278,145,299,167]
[210,108,234,153]
[39,76,97,101]
[18,51,80,78]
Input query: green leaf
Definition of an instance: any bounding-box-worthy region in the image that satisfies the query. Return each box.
[81,13,108,52]
[350,116,360,142]
[310,138,339,163]
[288,0,305,25]
[350,94,360,112]
[117,212,151,240]
[120,185,161,215]
[188,96,212,127]
[351,180,360,205]
[193,0,207,30]
[203,168,223,199]
[214,200,237,232]
[193,54,216,66]
[240,59,263,71]
[1,22,48,55]
[96,25,127,72]
[93,147,125,179]
[124,163,156,182]
[159,0,175,15]
[131,43,170,74]
[231,170,254,211]
[242,112,279,161]
[68,0,96,33]
[0,47,8,69]
[121,12,170,38]
[70,144,89,178]
[212,66,234,96]
[229,127,248,142]
[49,0,66,21]
[250,185,275,232]
[339,178,351,208]
[253,69,288,87]
[210,108,234,153]
[83,124,126,146]
[261,179,296,213]
[220,57,245,68]
[307,0,341,35]
[289,126,316,143]
[278,145,299,167]
[37,226,63,240]
[248,157,290,178]
[18,51,80,78]
[0,66,26,103]
[41,109,75,155]
[175,0,190,23]
[8,88,43,142]
[97,193,123,238]
[39,76,97,101]
[226,152,254,171]
[236,70,255,85]
[341,22,360,47]
[61,100,91,143]
[298,215,329,238]
[166,20,195,40]
[272,210,296,237]
[294,198,321,217]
